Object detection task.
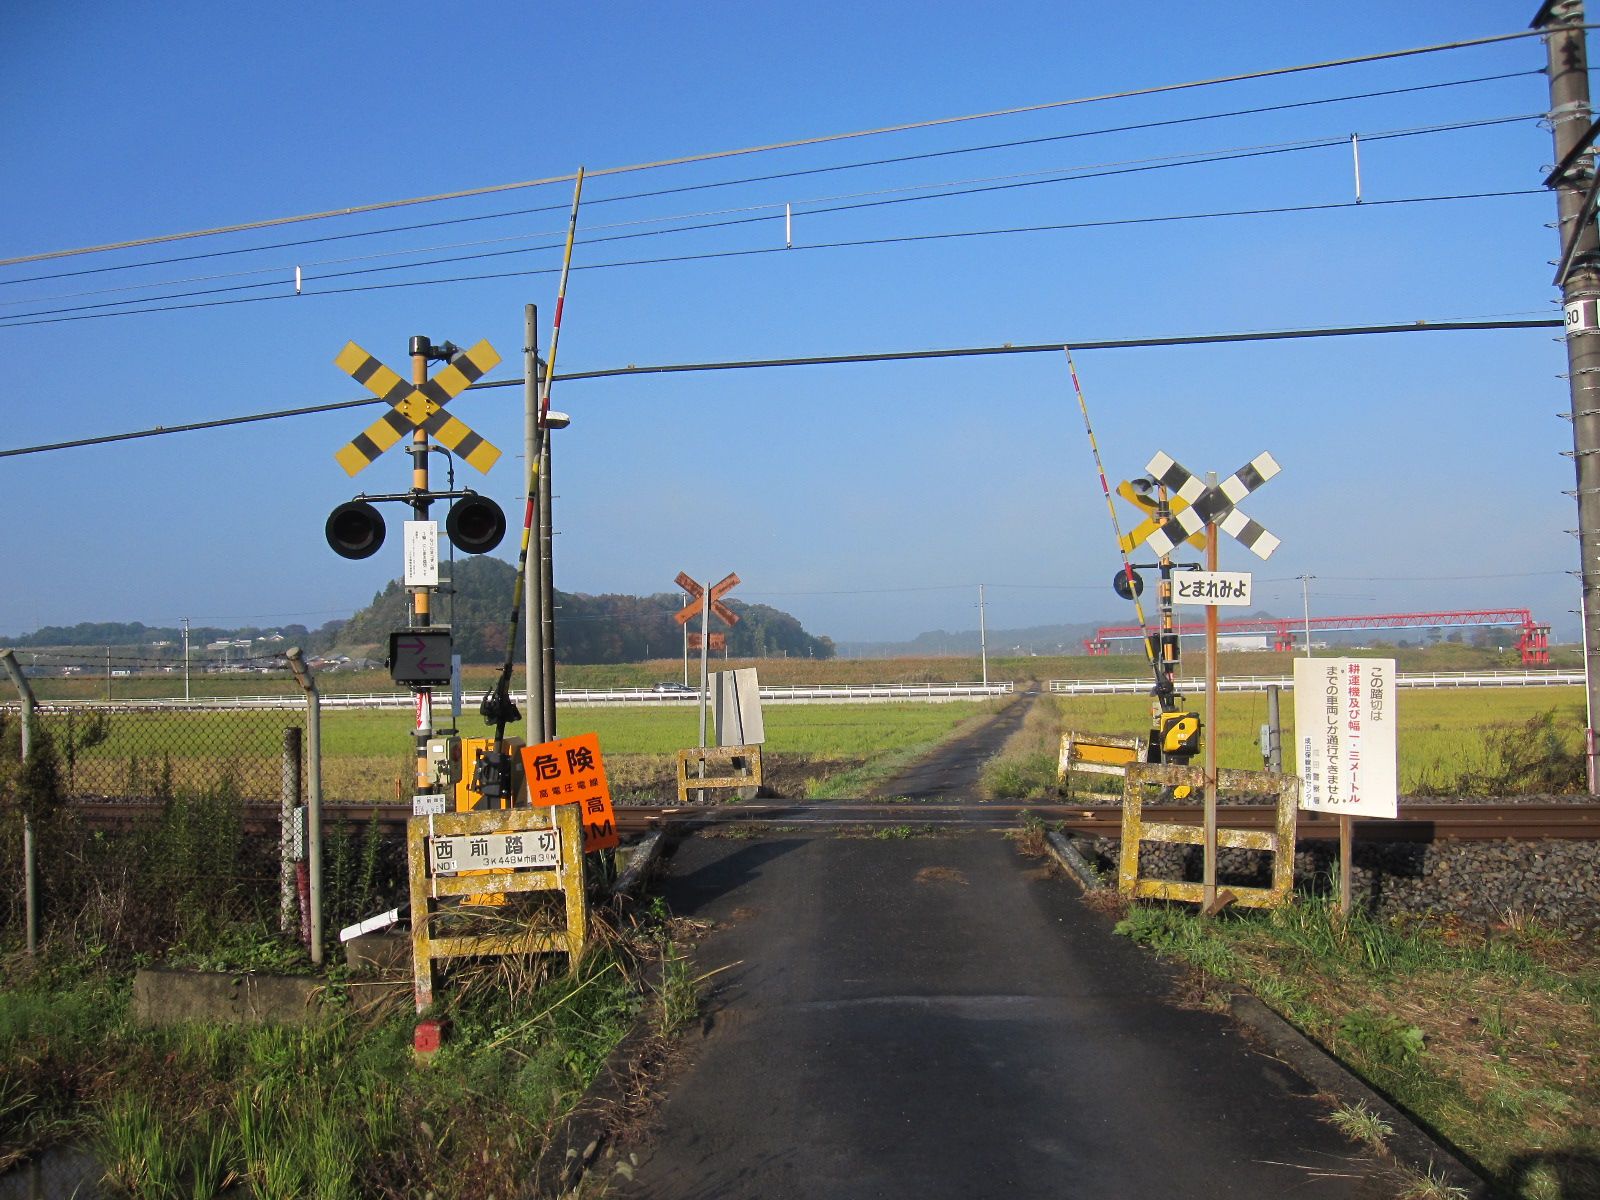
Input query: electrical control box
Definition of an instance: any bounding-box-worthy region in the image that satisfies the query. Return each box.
[455,737,525,813]
[424,736,461,790]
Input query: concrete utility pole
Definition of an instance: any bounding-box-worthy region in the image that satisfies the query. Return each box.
[1540,1,1600,791]
[524,305,544,746]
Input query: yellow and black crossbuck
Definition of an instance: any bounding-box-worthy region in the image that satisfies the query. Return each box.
[333,339,502,476]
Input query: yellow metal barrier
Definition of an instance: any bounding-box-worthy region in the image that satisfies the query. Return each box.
[1057,730,1146,782]
[1117,763,1298,909]
[676,744,763,802]
[406,802,588,1013]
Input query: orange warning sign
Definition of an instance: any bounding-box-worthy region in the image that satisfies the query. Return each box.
[519,732,619,853]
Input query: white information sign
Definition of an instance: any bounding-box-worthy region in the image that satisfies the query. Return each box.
[430,828,561,874]
[412,792,447,816]
[1293,657,1397,817]
[404,520,440,586]
[1173,570,1253,607]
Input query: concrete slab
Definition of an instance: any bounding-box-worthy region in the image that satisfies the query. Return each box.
[131,968,320,1027]
[615,832,1385,1200]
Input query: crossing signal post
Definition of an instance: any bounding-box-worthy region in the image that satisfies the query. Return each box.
[324,333,510,815]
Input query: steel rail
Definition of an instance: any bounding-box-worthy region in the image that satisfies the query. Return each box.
[68,799,1600,841]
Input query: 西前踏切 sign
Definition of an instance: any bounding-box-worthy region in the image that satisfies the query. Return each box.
[1172,570,1252,607]
[1293,657,1397,818]
[430,828,560,874]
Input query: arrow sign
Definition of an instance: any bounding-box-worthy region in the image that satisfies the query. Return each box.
[388,628,453,684]
[674,571,741,626]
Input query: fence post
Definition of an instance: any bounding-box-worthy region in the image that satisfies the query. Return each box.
[0,650,39,954]
[280,726,302,937]
[285,649,324,965]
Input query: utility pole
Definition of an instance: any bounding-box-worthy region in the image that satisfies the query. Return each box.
[1540,0,1600,792]
[524,305,545,746]
[1299,574,1316,658]
[182,617,190,701]
[977,584,988,686]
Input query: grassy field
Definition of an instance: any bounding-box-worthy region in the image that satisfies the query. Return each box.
[31,700,1004,803]
[991,686,1592,797]
[11,641,1578,702]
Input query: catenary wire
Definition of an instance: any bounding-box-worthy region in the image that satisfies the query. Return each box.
[0,27,1566,268]
[0,186,1547,330]
[0,318,1560,460]
[0,67,1545,292]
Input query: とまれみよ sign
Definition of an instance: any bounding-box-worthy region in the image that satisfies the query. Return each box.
[1172,570,1252,607]
[519,732,619,852]
[1293,657,1397,818]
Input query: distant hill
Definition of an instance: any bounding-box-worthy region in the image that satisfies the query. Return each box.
[336,556,835,664]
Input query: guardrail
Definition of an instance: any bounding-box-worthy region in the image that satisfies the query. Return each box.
[0,681,1014,714]
[1048,671,1584,695]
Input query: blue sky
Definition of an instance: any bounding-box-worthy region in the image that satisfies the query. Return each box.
[0,1,1581,646]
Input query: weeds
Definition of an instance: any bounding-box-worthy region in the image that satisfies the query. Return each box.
[1327,1100,1394,1148]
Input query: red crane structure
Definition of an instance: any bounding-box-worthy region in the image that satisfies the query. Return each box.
[1083,608,1552,666]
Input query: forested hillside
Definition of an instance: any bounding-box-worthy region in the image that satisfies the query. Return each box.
[336,557,834,663]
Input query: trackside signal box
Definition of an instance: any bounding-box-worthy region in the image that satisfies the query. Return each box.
[454,736,524,907]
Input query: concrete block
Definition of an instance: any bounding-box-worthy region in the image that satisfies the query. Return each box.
[344,929,411,972]
[131,968,321,1027]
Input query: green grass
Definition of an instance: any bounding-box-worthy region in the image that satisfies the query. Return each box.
[0,938,657,1199]
[1112,898,1600,1196]
[1053,687,1589,793]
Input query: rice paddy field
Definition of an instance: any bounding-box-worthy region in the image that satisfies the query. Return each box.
[1053,686,1589,793]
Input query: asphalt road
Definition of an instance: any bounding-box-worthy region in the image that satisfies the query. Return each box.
[615,833,1381,1199]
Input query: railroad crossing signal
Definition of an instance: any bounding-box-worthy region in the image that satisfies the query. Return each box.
[1116,478,1207,553]
[1132,450,1281,560]
[674,572,741,626]
[333,339,503,476]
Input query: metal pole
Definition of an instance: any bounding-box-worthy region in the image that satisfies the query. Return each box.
[540,430,557,738]
[409,338,434,796]
[182,616,190,701]
[1541,1,1600,794]
[1265,684,1283,773]
[1,650,38,954]
[280,727,301,936]
[682,595,690,686]
[1203,496,1219,911]
[1300,573,1315,657]
[698,579,711,802]
[978,584,988,686]
[525,304,545,745]
[286,649,323,964]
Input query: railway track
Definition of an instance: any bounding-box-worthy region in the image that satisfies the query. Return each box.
[69,799,1600,841]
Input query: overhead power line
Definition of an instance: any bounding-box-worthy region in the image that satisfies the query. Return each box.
[0,319,1560,460]
[0,68,1543,291]
[0,187,1546,330]
[0,113,1540,323]
[0,26,1562,270]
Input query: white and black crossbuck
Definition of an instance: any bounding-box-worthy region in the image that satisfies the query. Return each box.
[1139,450,1281,560]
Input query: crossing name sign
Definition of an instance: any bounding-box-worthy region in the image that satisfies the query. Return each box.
[1293,657,1398,818]
[1173,571,1252,607]
[430,828,560,874]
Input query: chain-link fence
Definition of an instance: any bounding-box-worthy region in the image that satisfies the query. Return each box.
[0,700,408,958]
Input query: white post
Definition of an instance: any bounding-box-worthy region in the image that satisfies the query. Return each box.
[286,648,323,965]
[182,617,190,701]
[1300,574,1315,658]
[978,583,989,686]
